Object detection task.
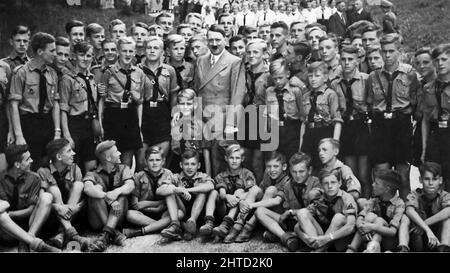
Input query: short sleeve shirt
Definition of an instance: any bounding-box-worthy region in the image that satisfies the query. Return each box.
[259,172,291,195]
[265,82,305,122]
[171,117,213,155]
[139,62,179,102]
[359,195,405,229]
[0,169,41,210]
[170,171,215,189]
[420,79,450,122]
[214,168,257,194]
[59,70,98,116]
[133,168,173,201]
[1,52,30,72]
[101,63,145,105]
[405,188,450,219]
[307,189,357,225]
[38,163,82,191]
[278,176,321,210]
[325,160,361,195]
[303,87,343,125]
[83,164,134,192]
[331,71,370,117]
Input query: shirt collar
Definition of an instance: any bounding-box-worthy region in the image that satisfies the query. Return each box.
[28,58,46,72]
[4,168,27,182]
[9,51,29,62]
[180,171,201,181]
[211,49,226,62]
[381,62,407,74]
[113,62,136,73]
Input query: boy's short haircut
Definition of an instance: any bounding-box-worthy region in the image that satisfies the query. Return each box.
[229,35,247,46]
[258,23,271,29]
[361,24,381,36]
[177,24,192,33]
[340,45,359,55]
[318,138,340,151]
[55,36,70,47]
[289,39,311,59]
[270,21,289,33]
[246,38,268,52]
[289,152,312,169]
[431,43,450,60]
[65,20,84,35]
[131,22,149,33]
[144,36,163,48]
[177,88,196,102]
[319,169,339,182]
[149,24,163,33]
[166,34,185,49]
[109,19,125,32]
[181,149,200,163]
[242,26,258,36]
[95,140,116,159]
[307,61,329,75]
[30,32,55,54]
[319,34,339,47]
[366,44,382,56]
[306,23,327,36]
[145,145,165,159]
[5,144,29,167]
[186,12,202,23]
[156,12,173,24]
[290,21,305,30]
[419,162,442,178]
[11,25,30,38]
[380,33,401,47]
[73,41,93,54]
[225,144,244,158]
[208,24,226,38]
[374,169,402,191]
[46,138,70,162]
[265,151,287,165]
[117,36,136,49]
[189,33,207,45]
[218,13,233,24]
[101,38,116,48]
[86,23,104,38]
[414,46,432,58]
[269,57,289,75]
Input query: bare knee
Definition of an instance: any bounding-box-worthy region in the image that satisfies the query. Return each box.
[0,200,10,213]
[263,186,277,198]
[39,192,53,206]
[72,181,84,192]
[400,214,410,227]
[297,208,312,221]
[331,213,346,225]
[254,207,268,218]
[365,212,378,223]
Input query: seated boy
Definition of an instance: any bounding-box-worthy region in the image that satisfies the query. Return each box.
[397,162,450,252]
[158,149,214,241]
[255,152,321,252]
[123,147,184,238]
[38,139,92,250]
[198,144,261,242]
[83,140,135,252]
[347,169,405,253]
[318,138,361,200]
[227,151,290,243]
[295,169,357,252]
[0,144,59,252]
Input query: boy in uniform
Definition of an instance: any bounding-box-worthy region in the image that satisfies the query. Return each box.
[2,25,31,71]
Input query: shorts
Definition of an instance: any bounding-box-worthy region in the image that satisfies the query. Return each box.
[68,115,96,164]
[301,125,334,170]
[341,119,370,157]
[426,126,450,182]
[141,102,171,146]
[369,114,412,165]
[239,106,262,149]
[277,120,301,162]
[0,107,7,153]
[103,107,142,152]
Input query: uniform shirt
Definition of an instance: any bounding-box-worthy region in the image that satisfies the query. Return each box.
[170,61,194,90]
[265,82,305,122]
[169,171,215,189]
[405,188,450,219]
[323,160,361,195]
[420,79,450,122]
[83,164,134,192]
[0,169,40,210]
[328,61,342,84]
[132,168,173,202]
[37,163,82,203]
[9,58,60,114]
[358,195,405,229]
[101,62,145,105]
[59,70,98,116]
[303,86,343,125]
[0,60,11,108]
[139,61,179,102]
[215,168,257,194]
[367,63,420,113]
[171,117,213,155]
[307,189,357,225]
[245,67,270,106]
[259,172,291,194]
[278,175,321,210]
[236,11,257,27]
[331,71,370,117]
[1,52,30,71]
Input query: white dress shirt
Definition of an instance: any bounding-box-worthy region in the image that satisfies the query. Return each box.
[257,9,276,26]
[236,11,257,27]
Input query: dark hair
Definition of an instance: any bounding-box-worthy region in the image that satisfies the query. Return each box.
[290,40,311,59]
[145,146,165,159]
[177,24,192,33]
[131,22,149,33]
[374,169,402,191]
[265,151,287,165]
[46,138,70,163]
[242,26,258,36]
[229,35,247,46]
[156,12,173,24]
[289,152,312,169]
[73,41,93,54]
[86,23,104,38]
[271,21,289,33]
[181,149,200,163]
[218,13,233,24]
[5,144,29,167]
[10,25,30,39]
[340,45,359,55]
[415,46,432,58]
[65,20,85,35]
[419,162,442,178]
[319,169,339,182]
[30,32,55,54]
[109,19,125,32]
[208,24,226,38]
[55,36,70,47]
[431,43,450,60]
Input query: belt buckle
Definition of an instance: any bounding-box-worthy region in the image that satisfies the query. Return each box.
[349,115,354,121]
[120,102,129,109]
[384,112,393,119]
[149,101,158,108]
[279,120,284,127]
[439,120,448,128]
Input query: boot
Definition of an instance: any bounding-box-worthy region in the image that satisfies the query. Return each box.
[182,219,197,241]
[112,229,127,246]
[66,227,93,251]
[48,228,65,249]
[123,228,143,238]
[161,221,182,240]
[223,219,244,243]
[18,241,29,252]
[212,216,234,238]
[199,216,215,237]
[235,222,255,243]
[30,238,61,253]
[90,227,114,252]
[263,230,280,243]
[281,232,299,252]
[396,245,410,253]
[437,244,450,252]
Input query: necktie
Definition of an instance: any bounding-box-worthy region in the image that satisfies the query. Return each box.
[142,66,164,102]
[382,71,401,112]
[423,197,434,217]
[292,183,306,207]
[119,68,132,102]
[244,13,247,25]
[325,197,339,220]
[247,71,263,105]
[378,201,390,221]
[53,169,70,203]
[341,14,346,24]
[322,7,325,20]
[275,88,287,121]
[211,55,216,66]
[77,73,97,117]
[174,65,185,90]
[182,177,196,188]
[10,180,20,211]
[435,81,450,120]
[308,91,320,122]
[264,12,267,21]
[228,175,240,192]
[38,69,48,113]
[341,78,357,117]
[100,170,116,192]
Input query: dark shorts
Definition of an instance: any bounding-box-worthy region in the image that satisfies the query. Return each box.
[412,118,423,167]
[68,115,96,163]
[0,107,7,153]
[103,107,142,152]
[426,126,450,181]
[277,120,302,162]
[239,106,262,149]
[21,113,54,170]
[141,102,171,146]
[301,125,334,169]
[369,114,412,165]
[341,119,370,157]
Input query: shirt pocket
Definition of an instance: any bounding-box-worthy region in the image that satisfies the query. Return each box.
[107,76,123,94]
[283,93,297,116]
[371,81,385,103]
[23,77,39,101]
[395,77,411,99]
[70,83,88,105]
[131,74,142,92]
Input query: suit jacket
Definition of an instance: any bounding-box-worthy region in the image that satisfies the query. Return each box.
[328,12,348,38]
[193,50,246,131]
[348,9,373,26]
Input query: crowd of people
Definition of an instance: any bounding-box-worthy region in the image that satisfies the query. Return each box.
[0,0,449,253]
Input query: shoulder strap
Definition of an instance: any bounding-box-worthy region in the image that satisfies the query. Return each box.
[107,68,127,90]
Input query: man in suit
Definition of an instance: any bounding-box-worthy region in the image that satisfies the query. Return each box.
[328,0,348,39]
[193,25,246,177]
[348,0,372,26]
